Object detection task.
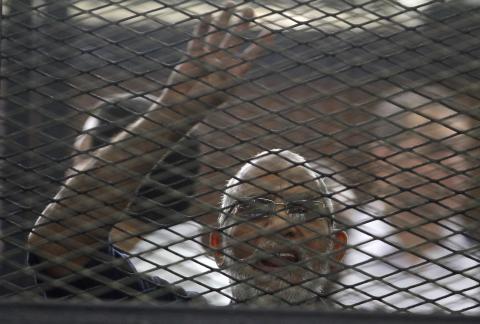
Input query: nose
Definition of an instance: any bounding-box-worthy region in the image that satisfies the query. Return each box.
[265,211,302,240]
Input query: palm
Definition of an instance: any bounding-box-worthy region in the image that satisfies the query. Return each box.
[168,5,272,101]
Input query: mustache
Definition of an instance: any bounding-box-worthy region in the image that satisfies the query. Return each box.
[239,239,329,268]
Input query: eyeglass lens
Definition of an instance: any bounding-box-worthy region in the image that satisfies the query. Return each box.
[235,198,331,222]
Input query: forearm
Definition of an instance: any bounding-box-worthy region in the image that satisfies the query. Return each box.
[28,88,218,263]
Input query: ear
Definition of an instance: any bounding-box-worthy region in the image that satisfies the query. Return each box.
[210,231,225,268]
[332,230,348,263]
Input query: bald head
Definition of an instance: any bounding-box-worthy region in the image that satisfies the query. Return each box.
[220,149,331,226]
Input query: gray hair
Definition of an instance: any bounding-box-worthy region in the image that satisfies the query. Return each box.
[218,149,332,228]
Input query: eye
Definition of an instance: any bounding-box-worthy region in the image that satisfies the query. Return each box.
[287,203,308,214]
[247,209,269,219]
[236,203,270,219]
[235,203,251,215]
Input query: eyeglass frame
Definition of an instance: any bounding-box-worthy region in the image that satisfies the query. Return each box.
[225,197,335,226]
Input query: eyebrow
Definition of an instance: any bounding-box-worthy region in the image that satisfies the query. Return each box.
[283,192,319,201]
[236,192,274,200]
[238,192,321,202]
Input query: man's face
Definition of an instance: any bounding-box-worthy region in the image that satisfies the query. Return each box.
[217,166,345,306]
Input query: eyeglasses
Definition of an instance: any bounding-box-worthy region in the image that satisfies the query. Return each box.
[227,197,334,224]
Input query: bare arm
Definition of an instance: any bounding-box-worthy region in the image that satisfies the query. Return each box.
[28,5,272,277]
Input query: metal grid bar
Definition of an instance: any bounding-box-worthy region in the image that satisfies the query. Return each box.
[1,0,480,315]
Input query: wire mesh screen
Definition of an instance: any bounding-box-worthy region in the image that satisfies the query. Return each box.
[2,0,480,315]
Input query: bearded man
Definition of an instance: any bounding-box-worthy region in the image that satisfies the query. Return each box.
[211,150,347,306]
[27,4,346,306]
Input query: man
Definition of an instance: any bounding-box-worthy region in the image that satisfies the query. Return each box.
[210,149,347,306]
[27,4,347,306]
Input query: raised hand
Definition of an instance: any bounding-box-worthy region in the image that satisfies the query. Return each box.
[164,3,273,106]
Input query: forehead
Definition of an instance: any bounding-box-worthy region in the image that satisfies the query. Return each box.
[232,165,323,200]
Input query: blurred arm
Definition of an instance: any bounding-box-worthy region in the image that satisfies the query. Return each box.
[27,5,272,278]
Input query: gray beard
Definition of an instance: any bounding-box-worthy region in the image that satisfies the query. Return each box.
[222,239,331,307]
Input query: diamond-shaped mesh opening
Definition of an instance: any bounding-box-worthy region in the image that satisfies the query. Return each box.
[1,0,480,314]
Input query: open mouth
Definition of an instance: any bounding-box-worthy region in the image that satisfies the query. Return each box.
[254,250,301,272]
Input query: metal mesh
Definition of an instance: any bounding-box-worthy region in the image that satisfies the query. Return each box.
[1,0,480,315]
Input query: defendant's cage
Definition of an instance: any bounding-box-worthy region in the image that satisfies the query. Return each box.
[1,0,480,321]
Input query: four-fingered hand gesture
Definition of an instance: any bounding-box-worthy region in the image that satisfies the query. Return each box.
[164,3,273,106]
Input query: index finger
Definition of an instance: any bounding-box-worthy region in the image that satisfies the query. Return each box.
[187,14,212,57]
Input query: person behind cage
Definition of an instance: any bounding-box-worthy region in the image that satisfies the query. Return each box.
[69,94,201,250]
[210,149,347,306]
[27,4,347,306]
